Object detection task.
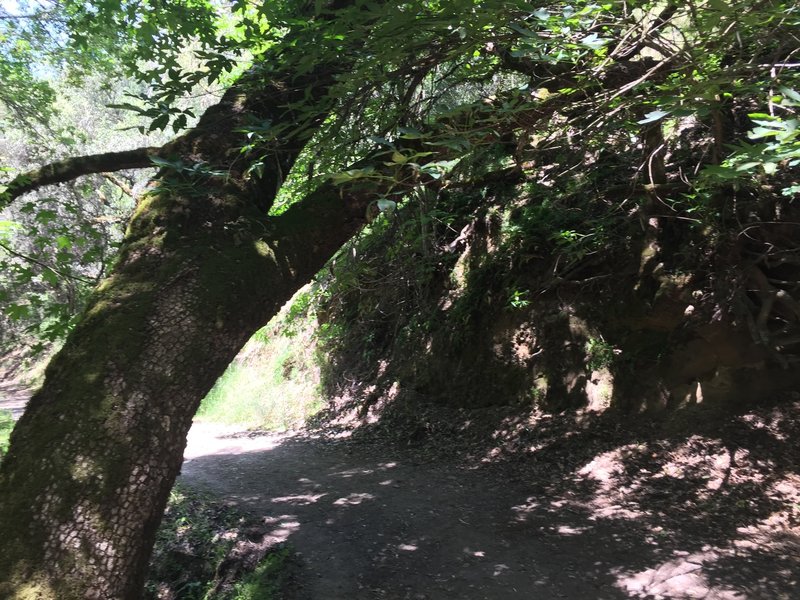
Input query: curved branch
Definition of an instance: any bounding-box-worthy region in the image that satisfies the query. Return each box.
[1,146,164,207]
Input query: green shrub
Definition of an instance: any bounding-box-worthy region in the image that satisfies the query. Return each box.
[0,409,13,458]
[197,312,323,430]
[222,548,291,600]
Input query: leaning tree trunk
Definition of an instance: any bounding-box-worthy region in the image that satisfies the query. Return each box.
[0,45,366,600]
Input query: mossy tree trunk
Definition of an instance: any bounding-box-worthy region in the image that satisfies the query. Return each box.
[0,53,366,599]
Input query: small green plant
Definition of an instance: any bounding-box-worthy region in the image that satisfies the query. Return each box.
[224,547,292,600]
[508,289,530,309]
[530,377,548,405]
[0,409,14,458]
[586,337,615,371]
[145,486,241,600]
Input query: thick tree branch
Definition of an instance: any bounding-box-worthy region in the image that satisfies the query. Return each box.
[1,146,163,207]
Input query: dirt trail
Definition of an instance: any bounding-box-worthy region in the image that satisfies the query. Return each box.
[181,421,799,600]
[0,349,44,421]
[0,381,31,421]
[3,375,797,599]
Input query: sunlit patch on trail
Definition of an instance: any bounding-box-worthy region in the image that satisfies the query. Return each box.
[333,492,375,506]
[271,493,327,506]
[397,543,418,551]
[331,461,398,479]
[613,550,745,599]
[259,515,300,545]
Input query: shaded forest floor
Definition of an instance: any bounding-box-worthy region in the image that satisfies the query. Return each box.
[3,357,798,598]
[180,397,800,600]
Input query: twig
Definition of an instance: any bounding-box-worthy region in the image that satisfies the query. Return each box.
[0,240,93,284]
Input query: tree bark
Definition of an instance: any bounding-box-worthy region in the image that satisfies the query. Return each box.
[0,43,366,600]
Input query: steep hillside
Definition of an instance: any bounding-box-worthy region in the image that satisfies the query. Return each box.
[303,148,800,426]
[182,128,800,599]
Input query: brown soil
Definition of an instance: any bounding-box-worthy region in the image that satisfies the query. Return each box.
[0,382,30,421]
[180,399,800,600]
[0,348,46,421]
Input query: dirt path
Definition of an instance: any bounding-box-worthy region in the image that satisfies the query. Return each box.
[181,421,800,600]
[3,375,797,599]
[0,349,45,421]
[0,381,31,421]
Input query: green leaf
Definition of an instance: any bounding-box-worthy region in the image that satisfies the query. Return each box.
[397,126,428,140]
[420,158,461,178]
[5,304,30,321]
[749,127,780,139]
[41,270,60,286]
[107,102,144,114]
[779,87,800,105]
[172,114,188,133]
[149,113,170,132]
[35,210,58,224]
[580,34,609,50]
[330,167,376,185]
[150,156,182,169]
[781,185,800,197]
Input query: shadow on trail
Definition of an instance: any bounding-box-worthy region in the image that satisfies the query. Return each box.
[467,398,800,600]
[180,401,800,599]
[182,434,631,599]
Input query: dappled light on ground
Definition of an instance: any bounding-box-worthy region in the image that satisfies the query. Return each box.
[611,551,744,600]
[482,400,800,599]
[271,493,327,506]
[181,401,799,599]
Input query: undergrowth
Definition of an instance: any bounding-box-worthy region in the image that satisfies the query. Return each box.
[0,409,13,457]
[146,486,241,599]
[222,548,292,600]
[197,292,324,430]
[146,485,291,600]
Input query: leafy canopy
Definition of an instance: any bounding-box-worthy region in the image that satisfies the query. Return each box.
[1,0,799,350]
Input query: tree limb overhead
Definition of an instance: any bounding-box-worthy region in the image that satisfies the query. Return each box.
[1,146,164,207]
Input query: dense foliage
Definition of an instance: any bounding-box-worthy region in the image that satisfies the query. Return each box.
[2,0,797,342]
[1,2,799,597]
[4,0,797,360]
